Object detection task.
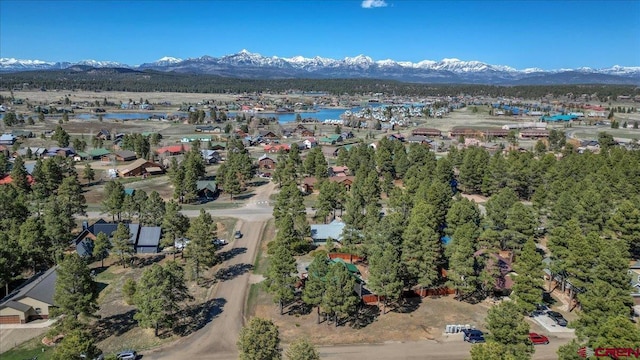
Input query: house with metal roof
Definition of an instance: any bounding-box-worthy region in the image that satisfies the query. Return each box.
[310,220,346,243]
[0,267,57,324]
[73,219,162,257]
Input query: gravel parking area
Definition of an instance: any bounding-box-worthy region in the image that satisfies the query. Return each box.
[531,314,575,334]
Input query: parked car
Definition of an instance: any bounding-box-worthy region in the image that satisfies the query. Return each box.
[234,230,243,239]
[213,238,227,246]
[547,311,568,326]
[529,303,549,317]
[462,329,486,343]
[116,350,137,360]
[529,332,550,345]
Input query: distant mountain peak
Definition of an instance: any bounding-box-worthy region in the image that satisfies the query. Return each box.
[1,50,639,85]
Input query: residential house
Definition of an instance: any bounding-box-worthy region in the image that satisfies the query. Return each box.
[303,137,318,149]
[328,166,349,177]
[208,142,226,151]
[411,128,442,137]
[264,144,290,153]
[95,129,111,140]
[15,147,46,158]
[474,249,514,295]
[156,144,190,156]
[114,150,137,162]
[11,130,34,139]
[0,174,35,186]
[299,128,315,137]
[406,135,430,144]
[387,133,405,142]
[195,125,221,133]
[118,158,164,177]
[0,267,57,324]
[482,128,510,139]
[197,180,218,199]
[449,128,479,139]
[0,134,17,145]
[519,129,550,139]
[259,130,279,139]
[45,147,75,158]
[88,148,111,160]
[629,261,640,306]
[302,176,354,193]
[310,220,346,243]
[200,149,221,164]
[258,154,276,170]
[319,134,343,145]
[73,219,162,257]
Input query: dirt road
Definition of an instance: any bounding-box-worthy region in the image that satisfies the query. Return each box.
[316,337,570,360]
[144,182,275,359]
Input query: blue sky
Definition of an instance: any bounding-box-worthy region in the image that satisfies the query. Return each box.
[1,0,638,69]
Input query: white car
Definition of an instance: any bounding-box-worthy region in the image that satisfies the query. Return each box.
[116,350,137,360]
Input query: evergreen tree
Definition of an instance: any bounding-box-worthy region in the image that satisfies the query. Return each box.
[184,209,218,281]
[447,223,479,299]
[82,163,95,185]
[10,156,30,193]
[57,174,87,217]
[93,232,111,268]
[112,223,134,268]
[445,197,482,236]
[401,201,443,290]
[511,239,544,314]
[161,200,190,258]
[51,329,101,360]
[122,278,137,305]
[321,263,359,326]
[19,217,49,271]
[140,191,165,226]
[302,252,329,323]
[485,188,518,231]
[458,147,490,193]
[471,341,517,360]
[485,301,533,359]
[367,243,403,313]
[285,337,320,360]
[591,315,640,350]
[102,181,125,221]
[134,262,192,336]
[43,198,75,263]
[53,253,98,322]
[237,317,282,360]
[264,240,297,315]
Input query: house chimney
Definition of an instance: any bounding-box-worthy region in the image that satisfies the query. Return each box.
[82,221,89,231]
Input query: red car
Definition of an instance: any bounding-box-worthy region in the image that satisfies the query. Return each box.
[529,333,550,345]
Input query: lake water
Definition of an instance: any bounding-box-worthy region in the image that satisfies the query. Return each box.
[231,105,391,124]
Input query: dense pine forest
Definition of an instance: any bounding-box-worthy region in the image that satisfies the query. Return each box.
[1,68,639,98]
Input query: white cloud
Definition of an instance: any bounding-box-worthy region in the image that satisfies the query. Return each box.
[361,0,388,8]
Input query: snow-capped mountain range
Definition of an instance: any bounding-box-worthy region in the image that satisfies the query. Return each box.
[1,50,639,85]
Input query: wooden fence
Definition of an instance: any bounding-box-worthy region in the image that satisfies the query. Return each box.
[328,252,365,263]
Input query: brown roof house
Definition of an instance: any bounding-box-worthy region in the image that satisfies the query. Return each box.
[0,267,57,324]
[118,158,164,177]
[114,150,137,162]
[258,154,276,170]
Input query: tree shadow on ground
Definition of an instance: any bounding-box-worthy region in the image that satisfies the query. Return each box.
[215,263,253,281]
[218,247,247,262]
[349,304,381,329]
[172,298,226,337]
[233,193,256,201]
[251,180,270,187]
[393,296,422,314]
[133,254,166,268]
[95,282,109,296]
[92,309,137,342]
[284,301,312,316]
